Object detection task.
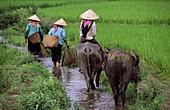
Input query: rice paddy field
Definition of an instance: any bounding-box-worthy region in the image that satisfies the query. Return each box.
[0,0,109,13]
[36,0,170,73]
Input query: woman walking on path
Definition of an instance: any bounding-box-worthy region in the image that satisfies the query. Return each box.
[24,14,43,57]
[48,18,69,68]
[79,9,104,68]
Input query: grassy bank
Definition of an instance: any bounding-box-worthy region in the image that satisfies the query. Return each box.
[0,43,71,109]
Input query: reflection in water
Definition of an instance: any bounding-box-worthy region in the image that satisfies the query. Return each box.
[53,67,62,79]
[61,67,119,110]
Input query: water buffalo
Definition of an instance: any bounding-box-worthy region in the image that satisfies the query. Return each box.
[75,42,102,92]
[104,48,141,106]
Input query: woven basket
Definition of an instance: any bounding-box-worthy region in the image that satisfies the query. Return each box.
[28,32,40,44]
[45,35,59,48]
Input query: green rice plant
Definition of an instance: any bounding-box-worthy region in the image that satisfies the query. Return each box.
[0,0,111,13]
[66,23,170,73]
[100,24,169,73]
[37,1,170,25]
[0,0,61,13]
[65,22,80,43]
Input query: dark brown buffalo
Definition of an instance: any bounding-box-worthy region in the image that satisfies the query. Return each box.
[75,42,102,92]
[104,48,141,106]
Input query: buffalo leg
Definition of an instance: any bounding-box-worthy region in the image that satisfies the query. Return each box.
[110,81,119,106]
[95,68,101,87]
[120,82,128,106]
[90,67,95,90]
[113,85,119,106]
[86,77,90,92]
[83,69,91,92]
[90,76,95,90]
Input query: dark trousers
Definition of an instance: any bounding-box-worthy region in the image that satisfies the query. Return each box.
[28,39,41,57]
[79,38,104,62]
[51,44,62,63]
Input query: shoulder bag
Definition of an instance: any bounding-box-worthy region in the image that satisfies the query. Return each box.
[28,24,41,44]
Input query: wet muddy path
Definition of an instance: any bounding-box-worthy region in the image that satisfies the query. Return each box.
[0,31,125,110]
[42,57,116,110]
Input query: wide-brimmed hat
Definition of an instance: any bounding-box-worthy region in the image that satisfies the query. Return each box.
[28,14,40,22]
[54,18,68,26]
[80,9,99,20]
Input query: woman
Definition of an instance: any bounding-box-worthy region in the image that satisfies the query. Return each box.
[48,18,69,68]
[25,14,43,57]
[79,9,104,68]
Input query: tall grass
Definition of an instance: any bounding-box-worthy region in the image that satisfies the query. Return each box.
[0,44,71,109]
[37,1,170,25]
[97,23,170,73]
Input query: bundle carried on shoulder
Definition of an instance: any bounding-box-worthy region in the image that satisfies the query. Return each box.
[45,35,59,48]
[62,47,75,66]
[28,24,40,44]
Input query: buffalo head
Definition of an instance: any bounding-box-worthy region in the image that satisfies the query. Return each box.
[131,49,141,83]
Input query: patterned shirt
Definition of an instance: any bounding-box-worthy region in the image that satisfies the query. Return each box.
[79,20,96,40]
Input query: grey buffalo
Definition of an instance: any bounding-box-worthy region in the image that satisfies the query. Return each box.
[75,42,102,92]
[104,48,141,106]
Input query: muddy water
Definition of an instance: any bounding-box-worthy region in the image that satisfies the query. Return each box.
[42,57,122,110]
[0,31,125,110]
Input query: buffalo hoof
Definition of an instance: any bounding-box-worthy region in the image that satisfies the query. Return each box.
[91,85,95,90]
[96,83,99,87]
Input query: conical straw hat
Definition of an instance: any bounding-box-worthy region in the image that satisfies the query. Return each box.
[54,18,68,26]
[28,14,40,22]
[80,9,99,20]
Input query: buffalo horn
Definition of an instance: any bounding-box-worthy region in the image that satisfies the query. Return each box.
[105,47,111,51]
[131,49,139,65]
